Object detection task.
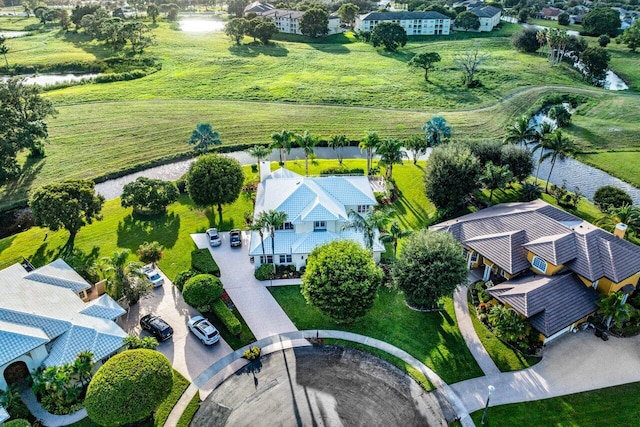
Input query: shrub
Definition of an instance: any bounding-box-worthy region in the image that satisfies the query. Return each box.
[183,274,223,312]
[175,175,187,194]
[593,185,633,212]
[519,182,542,202]
[598,34,610,47]
[191,248,220,276]
[4,420,31,427]
[320,167,365,175]
[254,264,274,281]
[243,346,261,360]
[512,28,540,53]
[212,299,242,335]
[85,350,173,426]
[174,270,197,291]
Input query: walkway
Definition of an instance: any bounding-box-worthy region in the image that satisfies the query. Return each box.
[165,330,471,427]
[20,389,87,427]
[191,232,300,340]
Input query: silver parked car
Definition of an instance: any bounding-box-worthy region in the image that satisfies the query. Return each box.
[187,315,220,345]
[143,267,164,288]
[206,228,222,247]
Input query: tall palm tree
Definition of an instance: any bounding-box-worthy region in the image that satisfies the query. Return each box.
[342,207,391,253]
[100,249,145,302]
[595,204,640,239]
[380,221,412,258]
[328,134,348,166]
[422,116,451,147]
[187,123,221,154]
[539,130,575,193]
[597,292,631,330]
[294,131,318,176]
[262,210,288,272]
[532,122,556,184]
[536,28,547,57]
[376,138,407,180]
[359,131,380,175]
[270,130,293,166]
[246,145,273,166]
[250,211,268,264]
[503,115,537,147]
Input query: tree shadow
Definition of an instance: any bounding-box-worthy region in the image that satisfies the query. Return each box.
[228,42,288,58]
[63,31,124,60]
[116,211,181,250]
[310,43,349,54]
[376,49,415,63]
[206,207,235,231]
[1,157,45,207]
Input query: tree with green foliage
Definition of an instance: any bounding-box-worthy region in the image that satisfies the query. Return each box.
[424,144,481,211]
[246,145,272,166]
[227,0,248,18]
[380,220,411,258]
[0,35,9,70]
[393,230,467,309]
[539,130,575,193]
[0,385,30,420]
[595,204,640,239]
[251,211,269,263]
[270,129,293,165]
[598,34,610,47]
[518,8,529,23]
[597,292,632,330]
[558,12,570,26]
[183,274,223,312]
[186,154,245,219]
[619,21,640,52]
[468,140,503,167]
[225,17,248,44]
[261,209,288,272]
[328,134,348,166]
[370,22,407,52]
[455,11,480,31]
[302,240,382,323]
[254,19,279,44]
[423,116,451,146]
[30,180,104,245]
[581,46,610,85]
[548,104,571,127]
[70,4,100,30]
[300,8,329,38]
[359,131,380,175]
[123,335,159,350]
[504,115,537,147]
[122,20,155,54]
[479,161,513,204]
[166,4,179,21]
[187,122,222,153]
[58,9,71,30]
[337,3,359,27]
[488,305,528,342]
[136,241,164,267]
[85,350,173,426]
[147,4,159,23]
[404,134,428,164]
[121,177,178,215]
[407,51,441,81]
[593,186,633,212]
[100,248,148,302]
[500,144,534,183]
[582,8,621,37]
[425,4,457,19]
[376,138,406,180]
[342,207,391,253]
[294,131,318,176]
[512,28,540,53]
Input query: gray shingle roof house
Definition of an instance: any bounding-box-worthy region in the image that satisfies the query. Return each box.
[432,200,640,341]
[0,259,126,390]
[355,11,451,36]
[466,6,501,31]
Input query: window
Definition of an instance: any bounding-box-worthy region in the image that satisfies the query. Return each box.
[314,221,326,231]
[470,252,479,263]
[260,255,273,264]
[592,280,599,290]
[531,256,547,273]
[279,254,293,263]
[276,222,294,230]
[357,205,368,213]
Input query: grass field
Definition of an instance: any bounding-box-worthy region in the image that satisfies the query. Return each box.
[470,381,640,426]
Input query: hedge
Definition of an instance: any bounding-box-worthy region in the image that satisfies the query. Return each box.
[85,349,173,426]
[183,274,223,312]
[4,420,31,427]
[174,270,197,291]
[254,264,274,281]
[212,299,242,336]
[191,249,220,277]
[320,167,365,176]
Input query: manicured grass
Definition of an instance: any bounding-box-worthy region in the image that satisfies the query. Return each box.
[527,18,583,33]
[204,309,256,350]
[322,339,434,391]
[153,370,190,427]
[470,381,640,426]
[176,393,200,427]
[269,285,484,384]
[577,151,640,189]
[467,303,540,372]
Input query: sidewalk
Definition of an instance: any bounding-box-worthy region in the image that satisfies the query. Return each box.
[20,389,87,427]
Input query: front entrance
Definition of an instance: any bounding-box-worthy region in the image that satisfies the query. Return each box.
[3,361,30,386]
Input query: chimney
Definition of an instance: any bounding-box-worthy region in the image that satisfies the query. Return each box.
[614,223,628,239]
[259,160,271,182]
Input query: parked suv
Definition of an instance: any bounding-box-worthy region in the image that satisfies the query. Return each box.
[230,229,242,247]
[187,316,220,345]
[140,314,173,342]
[143,267,164,288]
[206,228,221,247]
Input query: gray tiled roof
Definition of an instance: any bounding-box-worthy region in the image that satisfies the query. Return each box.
[465,230,527,274]
[244,1,274,13]
[360,11,450,21]
[259,9,304,19]
[488,273,599,337]
[468,6,501,18]
[523,233,576,266]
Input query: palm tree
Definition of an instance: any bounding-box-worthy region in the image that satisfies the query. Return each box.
[536,28,547,56]
[187,123,221,154]
[72,351,94,386]
[342,207,391,253]
[595,204,640,239]
[250,212,268,265]
[539,130,575,193]
[261,209,288,273]
[246,145,273,166]
[597,292,631,330]
[380,221,412,258]
[376,138,407,180]
[532,122,556,184]
[294,131,318,176]
[422,116,451,147]
[479,161,513,205]
[328,134,348,166]
[100,249,145,302]
[359,131,380,175]
[503,115,537,147]
[0,36,9,70]
[270,130,293,166]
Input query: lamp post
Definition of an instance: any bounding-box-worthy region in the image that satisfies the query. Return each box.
[481,385,495,425]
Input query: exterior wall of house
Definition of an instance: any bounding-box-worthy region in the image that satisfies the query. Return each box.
[355,17,451,35]
[576,272,640,295]
[0,345,48,391]
[526,251,565,276]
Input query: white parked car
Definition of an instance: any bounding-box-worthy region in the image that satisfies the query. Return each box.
[206,228,221,247]
[143,267,164,288]
[187,316,220,345]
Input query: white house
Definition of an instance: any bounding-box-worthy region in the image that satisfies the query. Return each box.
[354,11,451,35]
[249,163,384,269]
[0,259,127,391]
[245,1,341,35]
[467,6,501,31]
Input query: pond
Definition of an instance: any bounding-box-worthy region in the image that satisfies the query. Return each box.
[0,30,29,38]
[0,73,99,86]
[178,17,226,33]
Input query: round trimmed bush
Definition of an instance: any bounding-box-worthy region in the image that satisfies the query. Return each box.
[594,186,633,212]
[183,274,223,312]
[4,420,31,427]
[85,349,173,426]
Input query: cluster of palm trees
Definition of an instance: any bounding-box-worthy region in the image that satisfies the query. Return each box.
[503,115,575,193]
[342,207,411,258]
[249,209,288,271]
[596,204,640,240]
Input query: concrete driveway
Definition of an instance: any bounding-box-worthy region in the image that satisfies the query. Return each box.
[120,268,233,383]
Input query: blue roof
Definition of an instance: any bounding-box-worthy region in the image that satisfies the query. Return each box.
[0,321,49,366]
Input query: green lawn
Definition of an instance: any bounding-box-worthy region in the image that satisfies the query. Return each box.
[577,151,640,189]
[176,393,200,427]
[527,18,583,33]
[269,285,483,384]
[470,381,640,426]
